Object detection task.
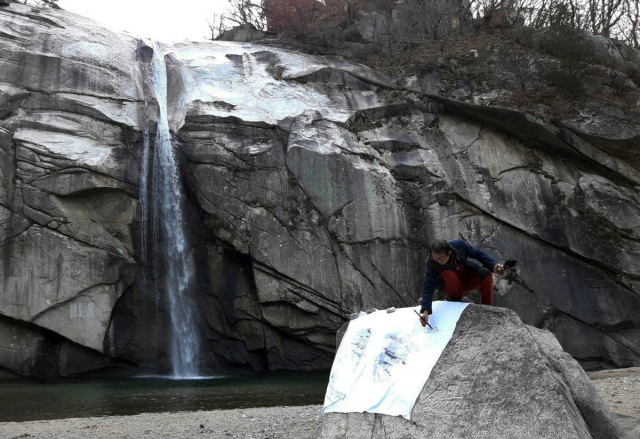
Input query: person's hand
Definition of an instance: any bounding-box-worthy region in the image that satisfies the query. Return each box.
[494,264,507,277]
[420,310,429,327]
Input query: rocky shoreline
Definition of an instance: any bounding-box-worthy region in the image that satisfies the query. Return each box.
[0,405,323,439]
[0,369,637,439]
[588,367,640,439]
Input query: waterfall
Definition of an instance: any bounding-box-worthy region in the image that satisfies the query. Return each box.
[139,43,201,378]
[139,101,155,307]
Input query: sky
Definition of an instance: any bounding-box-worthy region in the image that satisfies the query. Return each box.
[57,0,230,43]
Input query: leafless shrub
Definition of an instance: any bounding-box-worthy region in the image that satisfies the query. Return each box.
[224,0,266,30]
[469,0,640,48]
[207,13,229,40]
[19,0,60,8]
[497,45,537,89]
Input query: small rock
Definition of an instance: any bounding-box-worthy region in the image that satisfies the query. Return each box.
[386,307,396,313]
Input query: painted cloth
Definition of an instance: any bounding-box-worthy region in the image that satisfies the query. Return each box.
[322,302,469,420]
[420,239,497,314]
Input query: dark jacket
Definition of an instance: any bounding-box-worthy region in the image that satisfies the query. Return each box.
[420,240,498,314]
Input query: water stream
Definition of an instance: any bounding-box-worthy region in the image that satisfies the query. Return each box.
[140,43,201,378]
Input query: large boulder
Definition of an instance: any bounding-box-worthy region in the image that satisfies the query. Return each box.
[216,23,273,42]
[318,306,622,439]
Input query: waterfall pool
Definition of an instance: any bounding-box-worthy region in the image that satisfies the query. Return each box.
[0,372,329,422]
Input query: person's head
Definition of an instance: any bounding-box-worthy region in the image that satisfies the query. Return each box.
[429,239,451,265]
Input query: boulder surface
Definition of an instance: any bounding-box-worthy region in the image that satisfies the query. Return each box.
[319,306,621,439]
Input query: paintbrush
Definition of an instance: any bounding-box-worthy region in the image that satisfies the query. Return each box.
[414,309,434,330]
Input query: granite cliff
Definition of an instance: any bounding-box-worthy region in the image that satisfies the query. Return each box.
[0,3,639,377]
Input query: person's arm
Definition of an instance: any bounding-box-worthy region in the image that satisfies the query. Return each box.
[455,240,498,272]
[420,267,437,326]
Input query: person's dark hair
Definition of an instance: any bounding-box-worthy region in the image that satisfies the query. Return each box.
[429,239,451,254]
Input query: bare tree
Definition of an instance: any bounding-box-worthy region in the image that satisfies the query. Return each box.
[586,0,625,36]
[373,8,397,61]
[224,0,266,30]
[622,0,639,47]
[469,0,638,47]
[207,12,229,40]
[528,0,586,28]
[20,0,60,8]
[401,0,457,43]
[498,44,537,89]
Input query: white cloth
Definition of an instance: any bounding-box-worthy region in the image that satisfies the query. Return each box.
[322,301,469,420]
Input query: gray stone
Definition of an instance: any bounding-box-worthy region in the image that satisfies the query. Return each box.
[0,226,135,352]
[319,306,622,439]
[559,102,640,172]
[614,414,640,439]
[358,127,419,151]
[216,23,273,43]
[58,340,136,377]
[527,325,622,439]
[0,313,136,379]
[0,316,48,378]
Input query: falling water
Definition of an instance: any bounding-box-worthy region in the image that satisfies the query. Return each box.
[139,100,155,307]
[140,43,200,378]
[139,102,150,263]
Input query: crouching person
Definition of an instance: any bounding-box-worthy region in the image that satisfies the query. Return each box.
[419,239,506,327]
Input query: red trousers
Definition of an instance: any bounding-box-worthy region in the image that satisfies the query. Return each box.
[440,268,493,305]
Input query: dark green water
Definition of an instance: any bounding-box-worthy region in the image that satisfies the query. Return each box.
[0,372,329,422]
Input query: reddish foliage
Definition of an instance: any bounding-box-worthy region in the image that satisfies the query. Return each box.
[264,0,322,34]
[264,0,365,35]
[323,0,361,26]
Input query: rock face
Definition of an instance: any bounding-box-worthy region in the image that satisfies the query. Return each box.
[0,4,142,376]
[216,23,273,42]
[318,306,622,439]
[0,4,639,377]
